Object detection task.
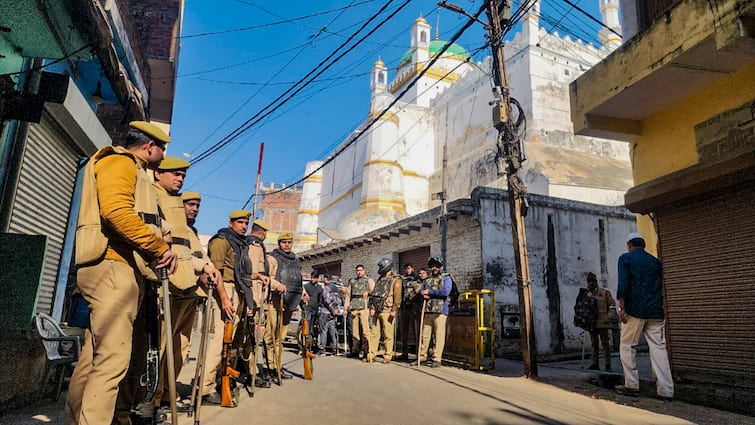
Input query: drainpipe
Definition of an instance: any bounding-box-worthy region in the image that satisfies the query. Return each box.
[0,58,43,232]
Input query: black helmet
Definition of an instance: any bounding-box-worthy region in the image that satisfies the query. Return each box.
[377,258,393,275]
[428,256,444,268]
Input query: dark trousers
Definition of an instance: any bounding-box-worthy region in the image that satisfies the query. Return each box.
[590,327,611,368]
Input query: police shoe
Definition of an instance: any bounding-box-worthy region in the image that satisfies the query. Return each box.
[160,400,191,413]
[280,369,294,380]
[255,376,272,388]
[202,392,222,405]
[428,360,441,368]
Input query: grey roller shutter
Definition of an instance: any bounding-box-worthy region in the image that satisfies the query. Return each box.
[657,184,755,388]
[8,113,81,315]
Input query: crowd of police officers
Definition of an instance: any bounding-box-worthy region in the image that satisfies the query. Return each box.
[65,121,455,425]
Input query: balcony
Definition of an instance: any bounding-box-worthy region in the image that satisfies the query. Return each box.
[570,0,755,140]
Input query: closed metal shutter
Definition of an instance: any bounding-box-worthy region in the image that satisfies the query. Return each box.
[657,184,755,388]
[8,113,81,315]
[399,246,431,273]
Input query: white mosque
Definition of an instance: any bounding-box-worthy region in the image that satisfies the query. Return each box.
[294,1,630,251]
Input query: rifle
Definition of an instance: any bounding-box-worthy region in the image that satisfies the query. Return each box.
[300,310,316,380]
[159,268,179,425]
[417,298,428,368]
[244,309,258,397]
[132,280,160,422]
[188,280,214,423]
[219,320,240,407]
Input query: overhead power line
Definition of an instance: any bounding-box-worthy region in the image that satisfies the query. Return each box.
[0,44,91,77]
[561,0,622,38]
[180,0,376,38]
[248,3,487,203]
[190,0,411,166]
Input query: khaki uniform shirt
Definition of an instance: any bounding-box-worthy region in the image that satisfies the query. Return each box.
[589,287,617,329]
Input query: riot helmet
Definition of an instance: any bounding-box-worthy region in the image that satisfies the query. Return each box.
[377,258,393,275]
[428,256,444,268]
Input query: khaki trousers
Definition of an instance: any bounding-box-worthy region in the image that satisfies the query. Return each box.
[155,295,200,402]
[419,313,447,362]
[202,283,238,396]
[66,260,142,425]
[264,307,292,370]
[350,309,370,354]
[369,312,395,360]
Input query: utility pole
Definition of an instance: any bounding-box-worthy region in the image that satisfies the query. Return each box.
[439,0,537,376]
[484,0,538,377]
[252,142,265,219]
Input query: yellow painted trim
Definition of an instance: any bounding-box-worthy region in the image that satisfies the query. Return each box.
[389,64,461,93]
[360,198,406,208]
[361,204,406,212]
[298,208,319,215]
[402,169,426,178]
[364,159,403,169]
[368,111,399,125]
[295,235,317,242]
[304,175,322,184]
[319,183,362,213]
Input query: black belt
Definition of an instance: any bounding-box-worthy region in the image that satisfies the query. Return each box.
[172,237,191,248]
[138,212,162,226]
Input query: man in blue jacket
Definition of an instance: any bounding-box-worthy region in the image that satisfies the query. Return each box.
[415,256,452,368]
[616,232,674,401]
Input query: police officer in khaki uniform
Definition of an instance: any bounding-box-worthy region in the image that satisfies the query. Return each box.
[66,121,177,425]
[368,258,403,363]
[152,158,230,410]
[265,232,300,379]
[345,264,375,360]
[202,210,251,405]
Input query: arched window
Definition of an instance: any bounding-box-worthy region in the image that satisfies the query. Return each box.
[378,73,385,84]
[420,31,427,43]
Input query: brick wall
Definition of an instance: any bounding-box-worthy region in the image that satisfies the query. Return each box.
[96,104,129,146]
[259,187,302,235]
[124,0,180,60]
[299,204,482,291]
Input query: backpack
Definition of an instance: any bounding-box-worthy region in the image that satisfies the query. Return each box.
[446,274,460,310]
[573,288,597,331]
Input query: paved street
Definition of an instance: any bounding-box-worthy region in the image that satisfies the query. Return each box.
[3,344,755,425]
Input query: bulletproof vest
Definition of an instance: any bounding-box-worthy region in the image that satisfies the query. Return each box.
[402,275,420,307]
[155,184,197,290]
[75,146,162,281]
[271,249,303,311]
[425,273,448,314]
[349,276,370,310]
[369,275,391,312]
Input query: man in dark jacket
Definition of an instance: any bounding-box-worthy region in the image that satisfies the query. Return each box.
[616,232,674,401]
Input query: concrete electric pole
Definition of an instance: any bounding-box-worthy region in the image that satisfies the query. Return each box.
[440,0,538,377]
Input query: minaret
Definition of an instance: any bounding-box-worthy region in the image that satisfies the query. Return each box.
[370,57,387,93]
[411,14,431,65]
[521,0,540,46]
[293,161,323,251]
[598,0,622,49]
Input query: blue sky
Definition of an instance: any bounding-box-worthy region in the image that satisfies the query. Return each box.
[169,0,604,234]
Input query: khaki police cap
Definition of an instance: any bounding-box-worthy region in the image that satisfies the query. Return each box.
[229,209,251,220]
[278,232,294,242]
[158,156,190,171]
[252,219,269,231]
[129,121,171,143]
[181,191,201,202]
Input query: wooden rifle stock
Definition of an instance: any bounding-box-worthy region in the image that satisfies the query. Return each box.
[301,313,316,380]
[220,320,239,407]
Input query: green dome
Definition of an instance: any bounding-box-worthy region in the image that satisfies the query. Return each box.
[398,40,471,67]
